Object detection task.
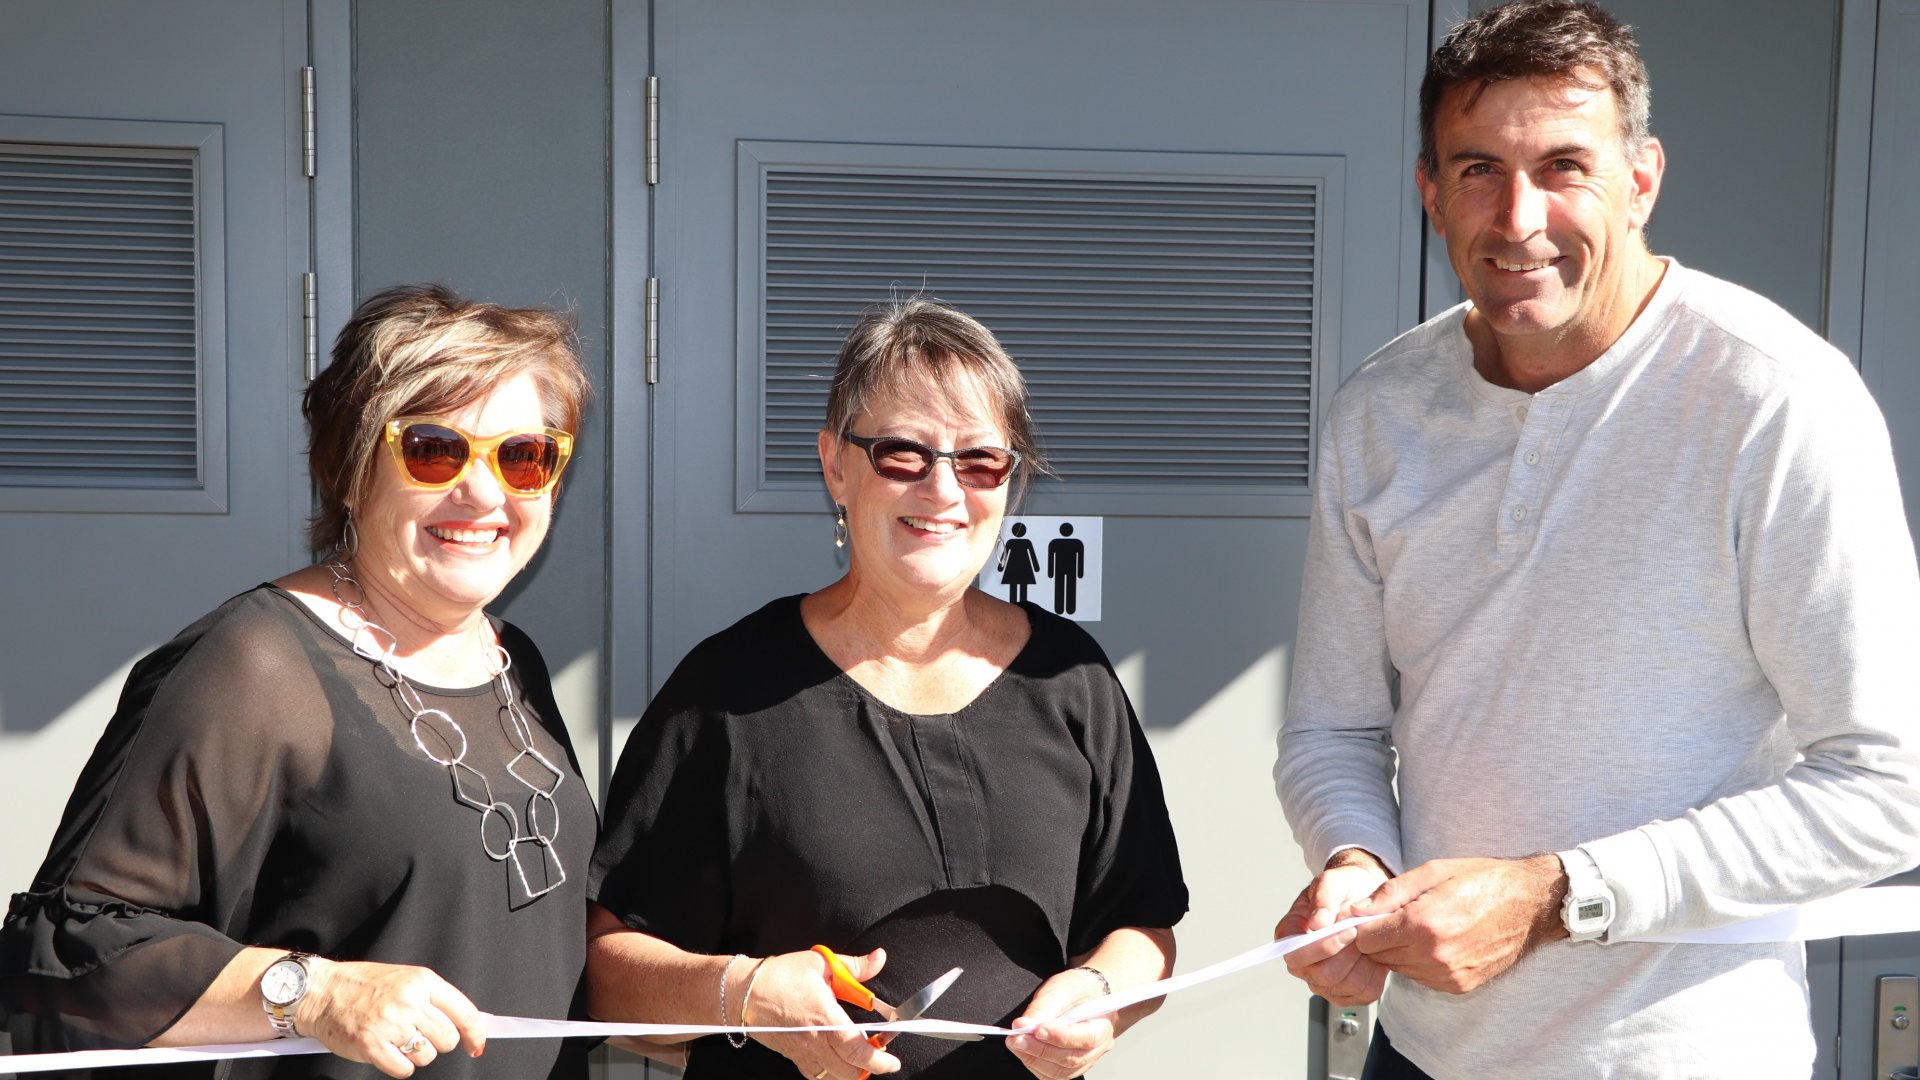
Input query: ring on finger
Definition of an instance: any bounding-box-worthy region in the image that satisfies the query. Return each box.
[813,1067,829,1080]
[398,1033,427,1056]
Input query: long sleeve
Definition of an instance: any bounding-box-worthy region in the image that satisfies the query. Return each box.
[1,602,326,1050]
[1275,398,1405,875]
[1581,345,1920,940]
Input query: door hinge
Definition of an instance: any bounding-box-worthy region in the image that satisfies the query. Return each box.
[300,66,317,178]
[645,75,660,186]
[645,278,660,384]
[302,272,318,380]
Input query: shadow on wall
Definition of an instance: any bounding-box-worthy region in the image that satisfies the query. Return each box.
[0,540,273,736]
[1042,515,1311,733]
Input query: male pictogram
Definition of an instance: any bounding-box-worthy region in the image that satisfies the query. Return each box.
[1047,523,1085,615]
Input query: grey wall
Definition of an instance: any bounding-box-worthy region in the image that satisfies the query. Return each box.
[353,0,611,781]
[1611,0,1838,331]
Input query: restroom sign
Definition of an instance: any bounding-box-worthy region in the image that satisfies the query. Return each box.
[978,516,1102,622]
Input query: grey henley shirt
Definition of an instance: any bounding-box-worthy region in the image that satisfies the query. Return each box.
[1277,261,1920,1078]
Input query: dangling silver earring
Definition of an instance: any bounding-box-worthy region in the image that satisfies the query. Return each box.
[833,505,848,550]
[341,510,359,558]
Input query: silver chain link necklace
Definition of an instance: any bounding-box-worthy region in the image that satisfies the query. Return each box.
[326,561,567,900]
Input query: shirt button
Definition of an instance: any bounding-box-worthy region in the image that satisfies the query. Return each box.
[1511,505,1528,522]
[1524,449,1541,466]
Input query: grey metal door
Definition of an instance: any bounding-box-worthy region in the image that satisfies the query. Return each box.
[0,1,315,891]
[620,2,1427,1075]
[1828,2,1920,1077]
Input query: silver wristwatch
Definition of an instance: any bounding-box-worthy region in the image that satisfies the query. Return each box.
[1558,848,1615,943]
[260,952,314,1037]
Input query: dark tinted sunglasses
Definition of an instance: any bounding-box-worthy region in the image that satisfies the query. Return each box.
[842,433,1021,490]
[384,417,574,495]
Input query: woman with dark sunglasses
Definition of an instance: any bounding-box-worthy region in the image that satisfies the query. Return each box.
[587,298,1187,1079]
[2,285,597,1079]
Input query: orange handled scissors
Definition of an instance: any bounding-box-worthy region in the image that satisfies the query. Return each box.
[813,944,896,1020]
[811,945,975,1079]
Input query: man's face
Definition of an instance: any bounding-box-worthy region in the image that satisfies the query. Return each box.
[1416,71,1662,355]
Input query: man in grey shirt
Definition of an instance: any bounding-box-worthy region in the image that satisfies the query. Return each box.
[1274,2,1920,1077]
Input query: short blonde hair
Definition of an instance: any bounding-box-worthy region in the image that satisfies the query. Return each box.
[303,284,591,552]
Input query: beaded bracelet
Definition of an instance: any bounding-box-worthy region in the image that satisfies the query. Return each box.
[731,958,769,1048]
[718,954,747,1048]
[1069,964,1111,996]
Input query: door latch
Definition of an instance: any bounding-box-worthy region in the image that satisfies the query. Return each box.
[1876,974,1920,1080]
[1325,1000,1369,1080]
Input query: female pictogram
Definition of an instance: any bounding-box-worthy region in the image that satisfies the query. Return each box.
[996,522,1039,602]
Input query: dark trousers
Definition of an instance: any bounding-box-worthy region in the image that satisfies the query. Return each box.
[1363,1024,1437,1080]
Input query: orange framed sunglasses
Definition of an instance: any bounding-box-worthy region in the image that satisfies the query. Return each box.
[383,416,574,495]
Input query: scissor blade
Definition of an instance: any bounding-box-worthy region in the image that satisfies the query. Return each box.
[895,967,963,1021]
[885,967,981,1042]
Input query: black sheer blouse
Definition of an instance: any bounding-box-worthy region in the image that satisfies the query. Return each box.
[1,586,596,1079]
[589,596,1187,1078]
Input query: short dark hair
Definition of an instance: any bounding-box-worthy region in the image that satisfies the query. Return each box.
[303,284,591,552]
[1419,0,1651,175]
[823,297,1046,489]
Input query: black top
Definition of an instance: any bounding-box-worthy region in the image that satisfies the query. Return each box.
[589,596,1186,1079]
[1,586,596,1079]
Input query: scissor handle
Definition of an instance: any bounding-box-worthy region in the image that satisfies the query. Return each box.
[811,945,876,1011]
[856,1031,890,1080]
[858,1009,896,1080]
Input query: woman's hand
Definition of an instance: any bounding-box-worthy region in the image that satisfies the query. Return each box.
[1006,967,1117,1079]
[1009,926,1174,1079]
[298,957,487,1078]
[743,947,900,1079]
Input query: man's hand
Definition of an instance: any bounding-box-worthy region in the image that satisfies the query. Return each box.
[1350,853,1566,994]
[1276,848,1394,1006]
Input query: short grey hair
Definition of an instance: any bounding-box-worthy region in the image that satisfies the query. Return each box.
[823,297,1047,488]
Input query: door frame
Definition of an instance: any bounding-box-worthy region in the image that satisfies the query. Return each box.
[1823,0,1877,366]
[606,0,655,796]
[304,0,355,563]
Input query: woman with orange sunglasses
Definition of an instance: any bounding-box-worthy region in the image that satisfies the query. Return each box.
[2,285,596,1079]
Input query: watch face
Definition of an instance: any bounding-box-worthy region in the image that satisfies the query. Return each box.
[262,959,309,1006]
[1565,891,1614,934]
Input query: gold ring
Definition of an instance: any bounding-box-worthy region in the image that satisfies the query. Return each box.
[813,1068,829,1080]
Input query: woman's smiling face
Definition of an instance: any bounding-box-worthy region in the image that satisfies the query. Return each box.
[822,370,1013,606]
[351,371,558,624]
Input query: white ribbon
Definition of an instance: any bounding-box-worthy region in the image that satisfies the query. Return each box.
[7,887,1918,1075]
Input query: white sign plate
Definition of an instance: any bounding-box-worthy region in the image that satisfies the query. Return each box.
[978,515,1102,622]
